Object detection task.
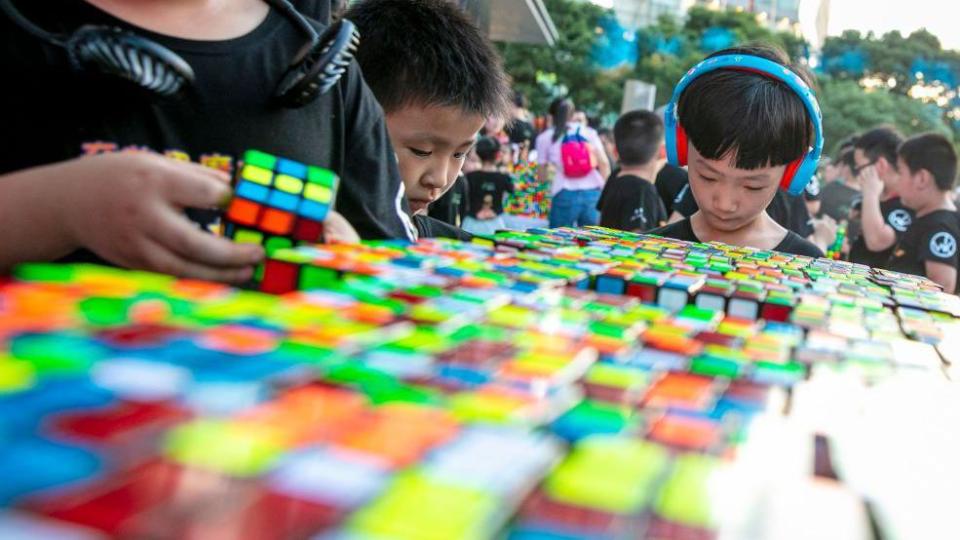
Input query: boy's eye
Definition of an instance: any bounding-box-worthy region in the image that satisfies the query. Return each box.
[410,148,432,157]
[744,185,765,192]
[700,176,717,183]
[453,152,467,159]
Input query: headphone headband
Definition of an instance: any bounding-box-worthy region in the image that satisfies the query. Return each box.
[663,54,824,196]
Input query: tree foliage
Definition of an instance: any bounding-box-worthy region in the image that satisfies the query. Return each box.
[498,0,957,154]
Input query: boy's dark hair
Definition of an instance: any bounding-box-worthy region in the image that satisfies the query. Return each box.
[854,126,903,166]
[677,44,815,170]
[474,136,500,163]
[898,133,958,191]
[614,110,664,166]
[839,146,857,170]
[345,0,511,120]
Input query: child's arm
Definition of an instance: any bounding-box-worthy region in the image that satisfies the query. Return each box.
[925,261,957,293]
[0,153,263,282]
[586,130,611,180]
[859,167,898,252]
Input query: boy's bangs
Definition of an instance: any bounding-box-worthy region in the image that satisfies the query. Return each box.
[679,70,813,171]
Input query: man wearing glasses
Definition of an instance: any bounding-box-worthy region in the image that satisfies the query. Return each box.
[848,127,914,269]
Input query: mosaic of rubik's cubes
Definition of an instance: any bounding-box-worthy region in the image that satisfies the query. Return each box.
[504,162,550,219]
[224,150,339,254]
[1,226,959,539]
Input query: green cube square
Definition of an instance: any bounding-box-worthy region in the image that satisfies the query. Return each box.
[234,229,264,245]
[307,166,336,186]
[264,236,293,257]
[243,149,277,171]
[299,265,338,289]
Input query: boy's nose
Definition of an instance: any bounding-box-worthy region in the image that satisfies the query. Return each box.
[712,191,739,214]
[420,170,447,190]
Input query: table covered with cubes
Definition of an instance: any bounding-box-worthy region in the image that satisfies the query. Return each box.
[2,153,960,540]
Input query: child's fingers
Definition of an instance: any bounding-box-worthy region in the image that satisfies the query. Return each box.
[137,235,256,284]
[166,156,232,184]
[162,164,234,208]
[150,209,264,268]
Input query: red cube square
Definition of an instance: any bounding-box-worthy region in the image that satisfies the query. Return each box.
[293,218,325,243]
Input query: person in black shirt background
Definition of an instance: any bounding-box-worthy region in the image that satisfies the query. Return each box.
[346,0,510,241]
[849,127,913,269]
[654,162,689,216]
[886,133,960,292]
[597,110,667,232]
[428,174,470,228]
[0,0,410,281]
[462,137,514,236]
[505,91,535,149]
[803,174,822,218]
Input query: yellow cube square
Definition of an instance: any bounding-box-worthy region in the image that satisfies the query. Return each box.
[274,174,304,194]
[241,165,273,186]
[304,183,331,203]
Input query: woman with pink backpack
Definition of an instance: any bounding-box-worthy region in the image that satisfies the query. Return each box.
[535,98,612,228]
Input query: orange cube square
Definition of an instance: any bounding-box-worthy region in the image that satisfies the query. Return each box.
[226,198,262,226]
[260,208,295,235]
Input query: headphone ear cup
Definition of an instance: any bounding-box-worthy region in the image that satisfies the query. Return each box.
[275,19,359,108]
[66,25,195,97]
[781,156,814,195]
[675,125,689,167]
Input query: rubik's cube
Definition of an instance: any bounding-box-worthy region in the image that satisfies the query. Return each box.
[224,150,339,253]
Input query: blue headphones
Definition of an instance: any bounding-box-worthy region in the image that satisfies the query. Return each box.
[663,54,824,196]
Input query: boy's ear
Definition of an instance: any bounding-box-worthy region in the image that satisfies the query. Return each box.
[877,156,894,176]
[918,168,936,190]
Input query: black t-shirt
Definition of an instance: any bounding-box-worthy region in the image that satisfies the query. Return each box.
[293,0,332,23]
[849,197,914,269]
[465,171,513,218]
[886,209,960,292]
[654,163,689,215]
[428,174,470,227]
[819,180,859,222]
[1,1,414,251]
[674,188,813,237]
[597,174,667,232]
[413,214,474,241]
[648,218,824,258]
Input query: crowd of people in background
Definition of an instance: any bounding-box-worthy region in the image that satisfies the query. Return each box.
[434,79,960,294]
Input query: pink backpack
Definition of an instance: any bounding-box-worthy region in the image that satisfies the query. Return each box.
[560,127,594,178]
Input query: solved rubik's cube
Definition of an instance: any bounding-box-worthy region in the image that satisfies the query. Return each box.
[224,150,339,252]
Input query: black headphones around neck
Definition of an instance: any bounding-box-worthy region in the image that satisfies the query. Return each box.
[0,0,358,107]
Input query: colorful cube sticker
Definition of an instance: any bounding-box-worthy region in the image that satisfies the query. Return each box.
[225,150,340,246]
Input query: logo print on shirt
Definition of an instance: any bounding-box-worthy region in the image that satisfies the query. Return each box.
[930,232,957,258]
[888,209,912,232]
[805,178,820,197]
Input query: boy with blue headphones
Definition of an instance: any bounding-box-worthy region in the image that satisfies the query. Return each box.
[649,45,824,258]
[0,0,414,281]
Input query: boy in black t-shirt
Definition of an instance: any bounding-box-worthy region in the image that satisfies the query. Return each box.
[886,133,960,292]
[648,45,823,258]
[597,110,667,232]
[462,137,513,236]
[848,127,913,269]
[0,0,406,281]
[428,174,470,228]
[345,0,510,242]
[654,162,689,216]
